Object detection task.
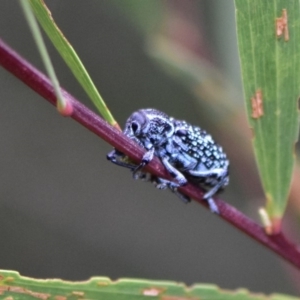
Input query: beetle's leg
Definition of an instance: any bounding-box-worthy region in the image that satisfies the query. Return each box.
[108,149,156,181]
[161,157,188,186]
[133,170,150,181]
[187,167,229,198]
[203,175,229,199]
[187,168,227,179]
[172,189,190,204]
[203,175,229,214]
[186,167,229,214]
[156,178,190,203]
[157,176,219,212]
[155,178,169,190]
[133,147,155,174]
[171,189,190,203]
[206,197,219,214]
[107,150,136,170]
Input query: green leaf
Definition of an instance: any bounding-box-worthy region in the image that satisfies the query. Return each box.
[235,1,300,222]
[0,270,298,300]
[19,0,70,115]
[29,0,118,127]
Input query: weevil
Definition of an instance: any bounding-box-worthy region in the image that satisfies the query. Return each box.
[107,109,229,213]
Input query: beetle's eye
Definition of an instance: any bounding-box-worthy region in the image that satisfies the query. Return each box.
[131,122,138,133]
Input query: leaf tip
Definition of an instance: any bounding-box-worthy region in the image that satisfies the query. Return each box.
[259,207,283,235]
[113,123,122,131]
[265,194,283,234]
[258,207,273,235]
[270,217,282,235]
[57,98,73,116]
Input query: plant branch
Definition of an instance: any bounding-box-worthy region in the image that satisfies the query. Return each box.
[1,38,300,269]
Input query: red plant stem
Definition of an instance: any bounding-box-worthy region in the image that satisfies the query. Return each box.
[1,38,300,269]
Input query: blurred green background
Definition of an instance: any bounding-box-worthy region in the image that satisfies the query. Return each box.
[0,0,298,296]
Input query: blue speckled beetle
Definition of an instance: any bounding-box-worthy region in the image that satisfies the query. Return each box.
[107,108,229,214]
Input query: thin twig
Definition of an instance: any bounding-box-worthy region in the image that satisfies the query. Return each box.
[1,38,300,269]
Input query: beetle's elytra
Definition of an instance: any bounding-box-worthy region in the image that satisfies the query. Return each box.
[107,108,229,214]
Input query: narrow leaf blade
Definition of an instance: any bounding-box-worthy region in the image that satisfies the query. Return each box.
[0,270,298,300]
[29,0,118,127]
[235,0,300,223]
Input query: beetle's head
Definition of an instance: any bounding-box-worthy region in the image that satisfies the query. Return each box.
[124,109,174,147]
